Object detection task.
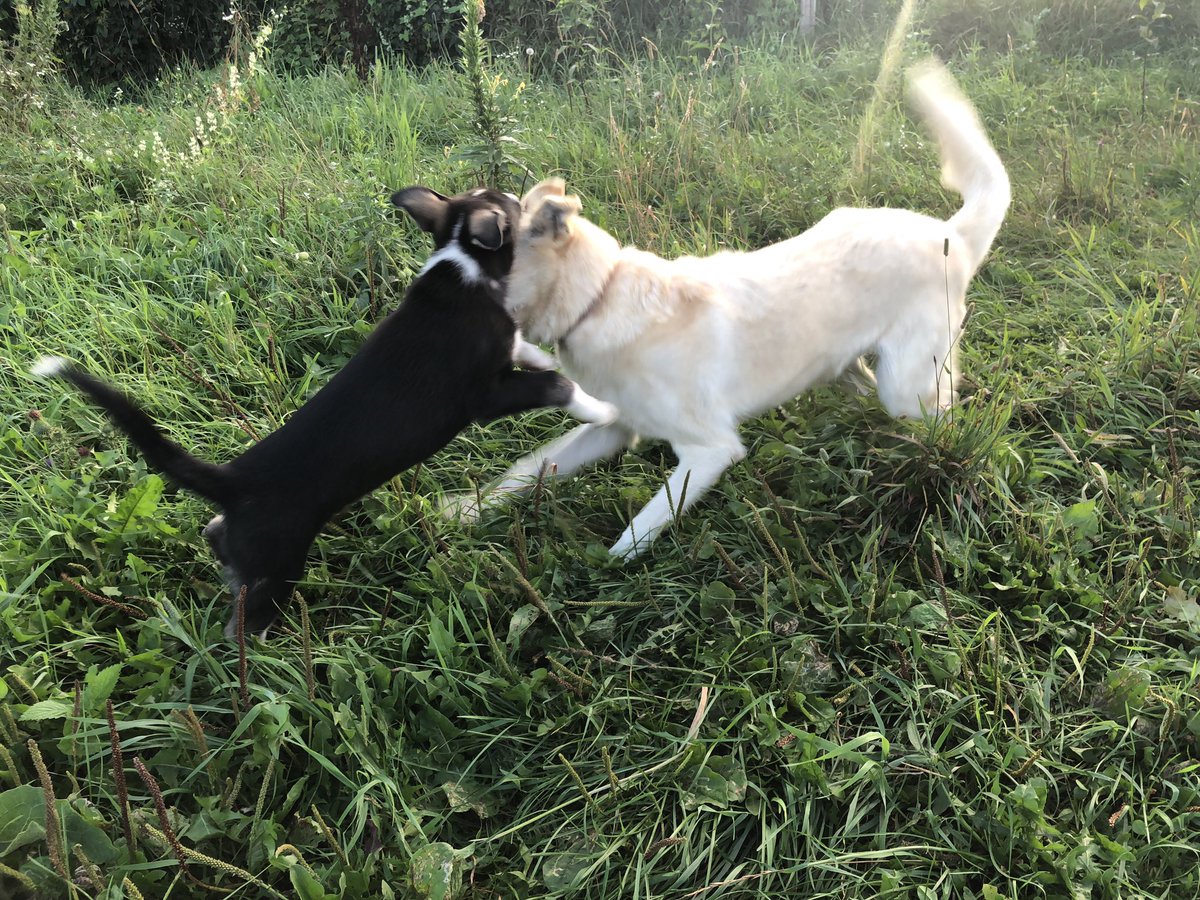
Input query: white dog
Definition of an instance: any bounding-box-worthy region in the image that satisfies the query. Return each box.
[450,60,1010,559]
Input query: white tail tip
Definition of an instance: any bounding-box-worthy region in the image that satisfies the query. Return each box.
[31,355,68,378]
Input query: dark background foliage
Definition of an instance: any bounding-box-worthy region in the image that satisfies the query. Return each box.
[4,0,1196,86]
[4,0,233,84]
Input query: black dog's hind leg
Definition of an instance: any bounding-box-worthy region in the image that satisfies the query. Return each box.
[474,371,617,425]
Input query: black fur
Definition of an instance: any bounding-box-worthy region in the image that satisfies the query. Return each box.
[40,186,580,637]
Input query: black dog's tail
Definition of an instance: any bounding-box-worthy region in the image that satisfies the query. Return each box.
[33,356,235,506]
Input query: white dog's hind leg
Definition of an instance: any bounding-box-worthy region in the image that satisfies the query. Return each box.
[609,441,746,560]
[442,422,632,523]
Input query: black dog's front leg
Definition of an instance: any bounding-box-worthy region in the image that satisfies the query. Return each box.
[474,370,573,422]
[474,371,617,425]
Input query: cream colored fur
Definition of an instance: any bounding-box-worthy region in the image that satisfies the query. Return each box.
[449,60,1011,559]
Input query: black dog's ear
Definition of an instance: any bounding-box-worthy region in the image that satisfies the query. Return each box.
[467,207,507,250]
[392,186,451,234]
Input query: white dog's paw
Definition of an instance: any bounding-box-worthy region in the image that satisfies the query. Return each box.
[608,529,645,561]
[516,342,558,371]
[566,386,619,425]
[590,400,620,426]
[439,491,483,525]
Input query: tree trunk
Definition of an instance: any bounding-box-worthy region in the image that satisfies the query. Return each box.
[339,0,378,79]
[801,0,816,35]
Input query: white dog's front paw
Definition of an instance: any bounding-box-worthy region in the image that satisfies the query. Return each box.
[516,342,558,371]
[590,400,620,426]
[440,491,483,525]
[566,386,619,425]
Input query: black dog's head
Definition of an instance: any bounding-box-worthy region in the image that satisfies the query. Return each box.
[204,512,309,639]
[391,186,523,282]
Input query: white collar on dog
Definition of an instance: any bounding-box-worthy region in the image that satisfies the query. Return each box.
[556,264,618,347]
[419,221,483,283]
[419,243,483,283]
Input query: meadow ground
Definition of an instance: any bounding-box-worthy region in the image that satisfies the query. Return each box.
[1,28,1199,900]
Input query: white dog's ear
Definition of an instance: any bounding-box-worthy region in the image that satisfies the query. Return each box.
[467,207,508,250]
[528,195,581,242]
[391,186,451,234]
[521,177,566,211]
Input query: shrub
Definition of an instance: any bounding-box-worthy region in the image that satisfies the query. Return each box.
[54,0,231,86]
[3,0,1197,86]
[1,0,65,125]
[817,0,1197,58]
[0,0,468,84]
[917,0,1194,59]
[250,0,468,75]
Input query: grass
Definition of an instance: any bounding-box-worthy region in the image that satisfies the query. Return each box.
[1,23,1199,900]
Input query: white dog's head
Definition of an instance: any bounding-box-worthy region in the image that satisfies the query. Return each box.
[507,178,618,344]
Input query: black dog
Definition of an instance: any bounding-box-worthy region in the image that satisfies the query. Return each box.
[34,186,616,637]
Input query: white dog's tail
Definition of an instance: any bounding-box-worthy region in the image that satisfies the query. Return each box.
[906,60,1010,273]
